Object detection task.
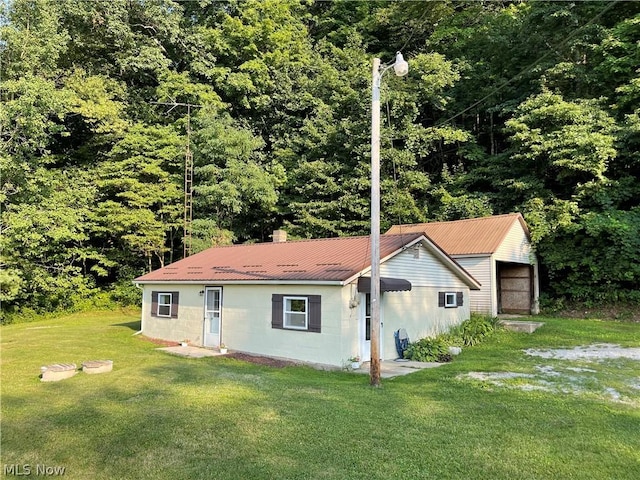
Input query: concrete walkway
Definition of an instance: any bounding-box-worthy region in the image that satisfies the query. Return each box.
[353,360,445,378]
[158,346,224,358]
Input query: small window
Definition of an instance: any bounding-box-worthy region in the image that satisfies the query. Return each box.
[283,296,308,330]
[158,293,172,317]
[444,292,457,308]
[439,291,463,308]
[151,291,179,318]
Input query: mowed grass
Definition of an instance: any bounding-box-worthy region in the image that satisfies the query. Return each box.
[1,310,639,480]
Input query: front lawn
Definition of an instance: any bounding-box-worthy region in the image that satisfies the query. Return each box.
[1,310,639,479]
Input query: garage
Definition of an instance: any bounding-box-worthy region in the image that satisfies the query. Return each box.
[497,262,534,314]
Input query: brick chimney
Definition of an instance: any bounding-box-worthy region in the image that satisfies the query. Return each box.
[272,229,287,243]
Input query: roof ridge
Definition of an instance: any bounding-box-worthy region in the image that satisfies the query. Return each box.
[392,213,521,228]
[190,232,422,250]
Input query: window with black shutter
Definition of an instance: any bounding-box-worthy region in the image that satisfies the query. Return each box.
[272,294,321,333]
[151,291,180,318]
[439,291,463,308]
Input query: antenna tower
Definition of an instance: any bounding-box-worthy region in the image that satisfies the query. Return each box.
[152,100,202,258]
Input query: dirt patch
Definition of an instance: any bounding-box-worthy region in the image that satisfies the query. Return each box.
[226,352,300,368]
[553,304,640,322]
[138,336,180,347]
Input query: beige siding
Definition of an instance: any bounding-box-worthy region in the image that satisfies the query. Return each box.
[142,283,354,367]
[494,221,535,264]
[142,284,206,345]
[380,244,469,289]
[379,245,471,358]
[454,256,494,315]
[221,284,351,367]
[381,287,470,359]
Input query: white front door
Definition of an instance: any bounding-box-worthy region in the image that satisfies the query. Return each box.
[360,293,384,361]
[204,287,222,347]
[360,293,371,361]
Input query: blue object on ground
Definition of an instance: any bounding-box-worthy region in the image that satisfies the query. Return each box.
[394,328,409,359]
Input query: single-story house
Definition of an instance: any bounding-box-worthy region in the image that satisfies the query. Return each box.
[134,232,480,367]
[387,213,539,316]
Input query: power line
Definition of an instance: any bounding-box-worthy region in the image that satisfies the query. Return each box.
[435,0,619,127]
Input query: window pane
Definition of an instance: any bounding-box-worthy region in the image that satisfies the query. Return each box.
[365,294,371,340]
[445,293,456,307]
[206,290,220,311]
[285,312,306,328]
[158,293,172,316]
[288,299,306,312]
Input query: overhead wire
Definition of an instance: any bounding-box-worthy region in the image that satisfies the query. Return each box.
[435,0,620,127]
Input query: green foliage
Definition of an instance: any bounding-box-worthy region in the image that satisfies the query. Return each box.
[460,314,499,346]
[2,0,640,315]
[404,336,451,363]
[405,314,499,362]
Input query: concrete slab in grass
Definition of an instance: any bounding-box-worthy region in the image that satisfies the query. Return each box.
[498,320,545,333]
[40,363,78,382]
[355,360,445,378]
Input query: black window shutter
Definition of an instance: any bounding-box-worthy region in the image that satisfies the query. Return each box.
[456,292,463,307]
[438,292,445,307]
[308,295,322,333]
[171,292,180,318]
[151,291,159,317]
[272,294,284,329]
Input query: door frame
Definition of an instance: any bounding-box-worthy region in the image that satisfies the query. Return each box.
[203,286,223,347]
[359,293,383,361]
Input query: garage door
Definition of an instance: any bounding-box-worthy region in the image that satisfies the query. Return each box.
[498,263,532,314]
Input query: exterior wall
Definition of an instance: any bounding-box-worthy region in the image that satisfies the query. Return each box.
[494,220,539,315]
[454,256,494,315]
[380,243,469,288]
[494,221,535,264]
[141,283,354,367]
[221,284,352,367]
[141,284,206,345]
[381,287,470,360]
[380,246,471,359]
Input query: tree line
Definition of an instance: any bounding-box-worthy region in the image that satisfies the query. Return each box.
[2,0,639,318]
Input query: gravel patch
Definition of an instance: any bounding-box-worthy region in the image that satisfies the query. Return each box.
[458,344,640,405]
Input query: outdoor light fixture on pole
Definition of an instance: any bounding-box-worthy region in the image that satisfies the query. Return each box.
[370,52,408,386]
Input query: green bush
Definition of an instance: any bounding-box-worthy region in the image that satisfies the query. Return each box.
[460,314,498,346]
[404,337,451,362]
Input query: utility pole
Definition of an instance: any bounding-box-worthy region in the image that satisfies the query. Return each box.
[369,53,408,387]
[152,100,202,258]
[370,57,382,386]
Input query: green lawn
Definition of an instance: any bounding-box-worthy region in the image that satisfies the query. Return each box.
[1,310,639,479]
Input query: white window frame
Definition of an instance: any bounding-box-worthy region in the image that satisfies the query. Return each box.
[157,293,172,317]
[283,296,308,330]
[444,292,457,308]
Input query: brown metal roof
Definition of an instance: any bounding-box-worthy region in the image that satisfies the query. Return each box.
[386,213,529,256]
[135,233,424,283]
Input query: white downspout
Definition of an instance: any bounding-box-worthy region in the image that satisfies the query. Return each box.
[133,283,144,335]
